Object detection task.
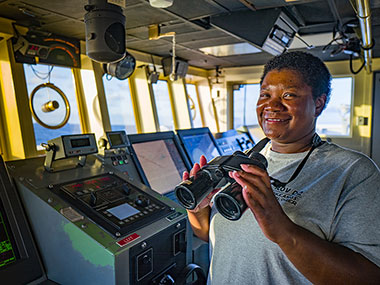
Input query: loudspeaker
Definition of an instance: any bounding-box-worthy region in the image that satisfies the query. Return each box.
[84,0,126,63]
[161,57,188,80]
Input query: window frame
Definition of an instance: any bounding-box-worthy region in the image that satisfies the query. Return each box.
[317,75,354,138]
[185,82,205,128]
[151,79,176,132]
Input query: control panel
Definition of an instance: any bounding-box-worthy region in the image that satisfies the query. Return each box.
[52,174,173,237]
[6,155,194,284]
[98,131,142,182]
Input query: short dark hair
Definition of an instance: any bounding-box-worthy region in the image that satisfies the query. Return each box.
[260,51,332,109]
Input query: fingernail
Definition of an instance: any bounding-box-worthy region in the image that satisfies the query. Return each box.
[240,164,248,169]
[233,170,240,177]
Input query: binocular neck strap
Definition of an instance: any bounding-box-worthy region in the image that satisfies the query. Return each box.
[246,137,270,156]
[246,134,325,188]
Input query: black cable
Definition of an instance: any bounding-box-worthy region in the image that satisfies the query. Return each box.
[361,38,375,50]
[349,54,365,74]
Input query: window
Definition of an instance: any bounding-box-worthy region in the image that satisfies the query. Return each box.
[316,77,353,137]
[152,80,174,131]
[24,64,81,150]
[103,77,137,134]
[233,84,260,129]
[186,83,203,128]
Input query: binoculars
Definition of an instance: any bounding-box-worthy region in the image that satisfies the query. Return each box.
[174,151,268,221]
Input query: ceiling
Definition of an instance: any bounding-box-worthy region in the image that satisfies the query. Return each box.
[0,0,379,70]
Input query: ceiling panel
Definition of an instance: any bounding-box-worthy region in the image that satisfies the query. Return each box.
[0,0,377,70]
[211,0,246,11]
[175,29,231,44]
[124,4,177,29]
[165,0,226,19]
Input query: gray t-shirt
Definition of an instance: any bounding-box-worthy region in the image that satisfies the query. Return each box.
[208,141,380,284]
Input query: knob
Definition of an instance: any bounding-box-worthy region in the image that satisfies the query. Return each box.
[121,184,130,195]
[135,195,150,207]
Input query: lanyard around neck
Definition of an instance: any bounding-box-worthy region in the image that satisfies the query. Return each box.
[246,134,324,188]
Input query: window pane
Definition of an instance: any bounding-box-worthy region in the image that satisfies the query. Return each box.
[233,84,260,129]
[186,84,203,128]
[316,77,352,137]
[103,76,137,134]
[152,80,174,131]
[24,64,81,150]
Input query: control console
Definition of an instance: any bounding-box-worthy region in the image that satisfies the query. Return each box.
[52,174,173,237]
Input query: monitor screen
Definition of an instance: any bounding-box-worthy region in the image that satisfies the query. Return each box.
[109,133,123,147]
[0,155,45,283]
[107,202,140,220]
[0,199,19,268]
[107,131,128,149]
[181,133,220,164]
[247,125,266,143]
[131,139,188,195]
[215,130,255,155]
[70,137,91,148]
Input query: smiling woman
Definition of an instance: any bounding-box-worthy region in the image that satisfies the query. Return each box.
[186,51,380,285]
[257,69,326,152]
[257,51,331,153]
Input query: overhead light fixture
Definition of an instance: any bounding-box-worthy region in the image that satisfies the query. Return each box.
[199,43,261,57]
[149,0,174,8]
[103,52,136,80]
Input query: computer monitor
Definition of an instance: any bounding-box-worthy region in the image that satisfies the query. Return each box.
[127,131,191,201]
[215,129,255,155]
[245,124,266,143]
[176,127,221,165]
[0,155,46,284]
[106,130,129,149]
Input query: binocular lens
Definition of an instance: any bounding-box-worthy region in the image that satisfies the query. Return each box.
[176,186,196,209]
[214,181,248,220]
[175,170,214,210]
[214,193,242,221]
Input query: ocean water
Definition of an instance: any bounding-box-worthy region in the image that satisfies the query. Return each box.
[33,123,134,147]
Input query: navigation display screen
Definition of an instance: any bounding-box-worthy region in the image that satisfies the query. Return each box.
[181,133,220,164]
[107,203,140,220]
[109,133,124,147]
[132,139,187,194]
[0,200,19,268]
[70,138,90,148]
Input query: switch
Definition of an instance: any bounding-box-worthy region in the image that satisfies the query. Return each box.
[121,184,130,195]
[90,192,97,206]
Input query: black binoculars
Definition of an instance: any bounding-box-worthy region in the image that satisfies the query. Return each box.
[174,151,268,221]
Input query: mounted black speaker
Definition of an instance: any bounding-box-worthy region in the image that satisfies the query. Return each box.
[161,57,188,80]
[84,0,126,63]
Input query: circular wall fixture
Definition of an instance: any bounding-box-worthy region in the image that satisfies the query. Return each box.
[29,83,71,129]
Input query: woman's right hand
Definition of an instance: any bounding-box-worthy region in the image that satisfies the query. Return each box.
[182,155,219,213]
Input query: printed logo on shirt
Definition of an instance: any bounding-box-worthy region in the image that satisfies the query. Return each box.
[273,185,304,205]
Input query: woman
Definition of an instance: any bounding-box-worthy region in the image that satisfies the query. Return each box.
[184,51,380,284]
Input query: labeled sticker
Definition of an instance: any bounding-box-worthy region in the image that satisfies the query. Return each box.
[117,233,140,247]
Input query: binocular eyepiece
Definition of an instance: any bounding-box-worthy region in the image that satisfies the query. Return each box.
[174,151,268,221]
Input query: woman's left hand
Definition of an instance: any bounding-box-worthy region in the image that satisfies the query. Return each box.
[230,164,295,245]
